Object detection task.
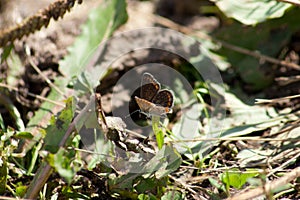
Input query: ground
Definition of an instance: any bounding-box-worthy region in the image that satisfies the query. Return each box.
[0,0,300,199]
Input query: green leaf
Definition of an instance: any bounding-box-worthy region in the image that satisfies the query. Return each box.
[47,148,77,183]
[138,194,157,200]
[0,157,7,194]
[220,168,260,189]
[5,49,23,86]
[214,0,291,25]
[171,103,203,156]
[13,131,34,140]
[214,8,300,90]
[142,144,182,179]
[0,115,4,131]
[0,44,13,64]
[108,173,136,191]
[15,184,27,197]
[161,190,183,200]
[0,93,25,131]
[135,177,160,193]
[24,0,128,152]
[61,185,90,199]
[209,177,226,193]
[236,149,273,167]
[212,83,281,138]
[59,0,128,79]
[43,98,74,153]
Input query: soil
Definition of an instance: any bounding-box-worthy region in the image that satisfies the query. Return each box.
[0,0,299,199]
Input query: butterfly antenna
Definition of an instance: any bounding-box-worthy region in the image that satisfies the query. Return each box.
[124,109,140,119]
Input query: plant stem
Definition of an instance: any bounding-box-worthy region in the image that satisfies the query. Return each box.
[152,116,163,149]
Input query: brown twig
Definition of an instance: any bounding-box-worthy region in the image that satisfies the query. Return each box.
[219,40,300,70]
[255,94,300,104]
[171,135,300,143]
[153,15,300,71]
[0,196,30,200]
[0,82,65,107]
[275,75,300,86]
[168,175,206,200]
[27,52,66,98]
[268,149,300,177]
[24,93,96,199]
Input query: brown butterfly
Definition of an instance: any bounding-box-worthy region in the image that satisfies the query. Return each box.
[135,72,174,117]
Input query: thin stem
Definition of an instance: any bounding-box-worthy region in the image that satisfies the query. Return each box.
[153,15,300,71]
[152,115,164,149]
[0,82,65,107]
[26,51,66,98]
[24,94,96,199]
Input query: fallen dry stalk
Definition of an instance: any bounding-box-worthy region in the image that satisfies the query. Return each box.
[152,15,300,71]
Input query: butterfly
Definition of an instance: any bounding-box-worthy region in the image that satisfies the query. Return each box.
[135,72,174,117]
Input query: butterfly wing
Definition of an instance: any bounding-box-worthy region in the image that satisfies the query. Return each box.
[135,73,174,116]
[140,73,160,101]
[136,96,171,116]
[135,96,153,113]
[152,89,174,108]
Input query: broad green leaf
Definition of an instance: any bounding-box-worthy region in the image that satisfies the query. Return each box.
[171,103,203,155]
[142,144,182,179]
[47,148,77,183]
[24,0,128,152]
[237,149,273,167]
[223,91,277,126]
[219,88,283,138]
[161,190,183,200]
[59,0,128,79]
[214,0,291,25]
[135,177,163,193]
[220,168,260,189]
[43,98,74,153]
[212,84,281,135]
[214,8,300,90]
[108,173,136,191]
